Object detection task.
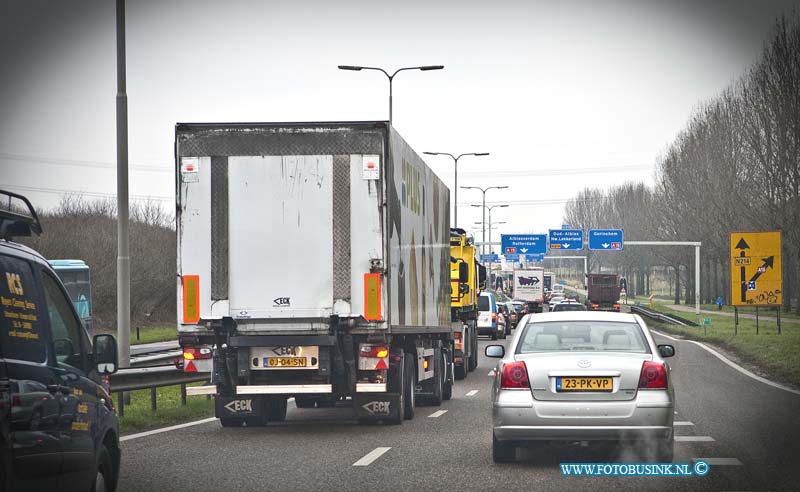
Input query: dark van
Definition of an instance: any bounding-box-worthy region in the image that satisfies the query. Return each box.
[0,190,120,492]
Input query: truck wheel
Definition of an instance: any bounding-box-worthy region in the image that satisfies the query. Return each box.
[442,352,453,401]
[220,417,244,428]
[294,396,315,408]
[492,434,516,463]
[267,397,288,422]
[427,349,443,407]
[454,361,467,380]
[403,353,415,420]
[468,334,478,372]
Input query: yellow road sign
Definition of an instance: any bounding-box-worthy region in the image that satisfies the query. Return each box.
[729,231,782,306]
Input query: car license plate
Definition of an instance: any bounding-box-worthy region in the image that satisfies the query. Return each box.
[265,357,307,368]
[556,376,613,392]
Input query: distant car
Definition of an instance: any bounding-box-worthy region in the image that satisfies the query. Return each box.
[548,295,564,307]
[504,302,524,329]
[477,292,503,340]
[485,311,676,463]
[550,300,588,312]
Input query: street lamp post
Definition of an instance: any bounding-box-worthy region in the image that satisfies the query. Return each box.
[461,185,508,255]
[338,65,444,128]
[423,152,489,228]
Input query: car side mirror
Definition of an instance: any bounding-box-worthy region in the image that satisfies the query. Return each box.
[93,334,118,374]
[485,345,505,358]
[458,262,469,283]
[657,344,675,358]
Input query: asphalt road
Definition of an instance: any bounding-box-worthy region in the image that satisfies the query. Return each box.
[119,328,800,492]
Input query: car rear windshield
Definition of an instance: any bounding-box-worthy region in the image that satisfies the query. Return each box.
[552,304,587,311]
[478,295,490,311]
[517,321,649,354]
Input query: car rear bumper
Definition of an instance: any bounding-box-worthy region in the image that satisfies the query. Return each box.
[477,325,498,336]
[493,390,673,442]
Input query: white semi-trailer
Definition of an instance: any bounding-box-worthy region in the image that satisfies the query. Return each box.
[175,122,452,426]
[513,268,544,313]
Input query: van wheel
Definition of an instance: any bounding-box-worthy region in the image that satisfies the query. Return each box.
[92,445,113,492]
[403,353,415,420]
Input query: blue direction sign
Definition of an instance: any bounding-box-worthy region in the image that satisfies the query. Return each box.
[588,229,624,251]
[501,234,547,257]
[479,254,499,263]
[549,229,584,251]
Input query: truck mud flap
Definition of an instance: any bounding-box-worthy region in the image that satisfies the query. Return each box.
[354,393,401,421]
[215,395,264,419]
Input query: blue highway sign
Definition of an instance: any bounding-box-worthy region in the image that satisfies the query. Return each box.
[479,254,499,263]
[549,229,584,251]
[588,229,624,251]
[501,234,547,256]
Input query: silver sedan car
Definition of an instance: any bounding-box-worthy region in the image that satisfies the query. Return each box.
[485,311,675,463]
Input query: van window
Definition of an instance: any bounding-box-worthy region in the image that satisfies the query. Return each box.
[477,295,490,311]
[41,271,86,370]
[0,254,47,363]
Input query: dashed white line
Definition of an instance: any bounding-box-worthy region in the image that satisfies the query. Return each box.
[695,457,743,466]
[674,436,715,442]
[673,421,694,426]
[428,410,448,418]
[120,417,218,442]
[488,371,496,377]
[466,390,479,396]
[353,447,391,466]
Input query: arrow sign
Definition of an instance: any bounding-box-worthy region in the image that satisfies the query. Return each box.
[736,237,750,302]
[562,243,570,249]
[588,229,623,251]
[748,256,774,283]
[520,248,529,253]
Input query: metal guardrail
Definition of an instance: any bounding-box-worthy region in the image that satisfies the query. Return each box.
[630,305,698,327]
[109,366,211,416]
[129,349,183,367]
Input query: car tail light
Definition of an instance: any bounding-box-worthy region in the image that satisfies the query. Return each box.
[183,347,212,360]
[500,361,530,389]
[639,361,668,389]
[359,343,389,370]
[492,313,497,322]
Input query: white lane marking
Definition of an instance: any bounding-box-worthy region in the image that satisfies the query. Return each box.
[428,410,448,418]
[652,330,800,397]
[674,436,715,442]
[674,421,694,426]
[120,417,218,442]
[466,390,479,396]
[488,371,495,377]
[694,457,743,466]
[353,447,391,466]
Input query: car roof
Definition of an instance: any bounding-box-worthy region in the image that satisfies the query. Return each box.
[0,239,50,267]
[526,311,638,323]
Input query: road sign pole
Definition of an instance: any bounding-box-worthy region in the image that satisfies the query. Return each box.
[756,306,759,334]
[734,307,738,335]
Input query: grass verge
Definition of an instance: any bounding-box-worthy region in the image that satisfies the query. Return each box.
[118,382,214,435]
[130,325,177,345]
[648,306,800,388]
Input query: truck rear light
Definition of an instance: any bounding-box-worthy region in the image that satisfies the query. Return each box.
[500,361,530,389]
[454,331,463,351]
[359,343,389,371]
[638,361,668,389]
[183,347,212,360]
[182,275,200,323]
[591,303,599,310]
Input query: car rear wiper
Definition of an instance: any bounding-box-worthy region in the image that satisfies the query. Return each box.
[570,346,597,351]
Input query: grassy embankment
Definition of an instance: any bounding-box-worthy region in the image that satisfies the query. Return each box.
[118,382,215,434]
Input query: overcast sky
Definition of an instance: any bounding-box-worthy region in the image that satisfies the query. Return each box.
[2,0,798,244]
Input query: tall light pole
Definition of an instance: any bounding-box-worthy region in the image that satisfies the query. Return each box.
[116,0,130,369]
[461,185,508,255]
[423,152,489,228]
[338,65,444,128]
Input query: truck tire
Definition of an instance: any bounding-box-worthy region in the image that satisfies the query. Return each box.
[403,353,415,420]
[426,349,444,407]
[267,397,288,422]
[386,354,406,425]
[454,361,467,380]
[442,352,453,401]
[220,417,244,428]
[468,332,478,372]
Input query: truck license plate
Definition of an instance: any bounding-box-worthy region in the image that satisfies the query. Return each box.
[265,357,307,368]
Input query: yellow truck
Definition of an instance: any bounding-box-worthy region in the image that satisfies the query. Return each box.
[450,228,484,380]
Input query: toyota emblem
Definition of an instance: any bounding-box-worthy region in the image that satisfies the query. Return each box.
[577,359,591,368]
